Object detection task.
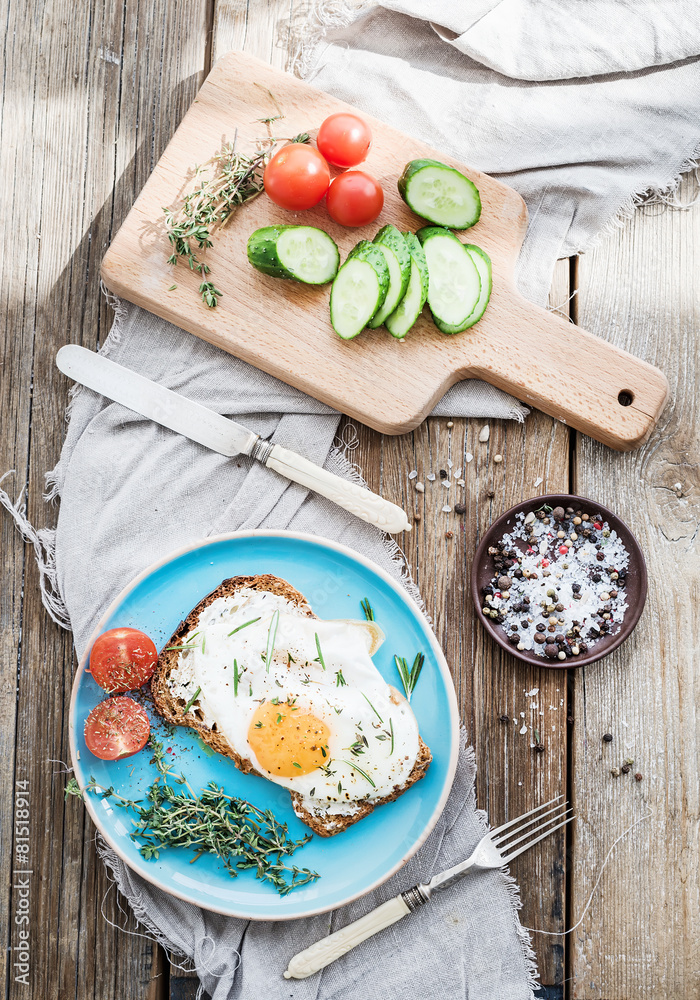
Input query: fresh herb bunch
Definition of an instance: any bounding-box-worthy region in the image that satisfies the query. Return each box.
[394,651,425,701]
[65,741,319,896]
[163,125,310,308]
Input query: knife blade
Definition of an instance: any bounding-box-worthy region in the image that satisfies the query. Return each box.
[56,345,411,534]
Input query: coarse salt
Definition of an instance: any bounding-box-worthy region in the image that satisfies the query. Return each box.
[427,473,436,481]
[519,724,528,735]
[466,453,473,463]
[408,470,417,480]
[534,477,543,487]
[454,468,462,478]
[415,482,425,493]
[442,505,452,513]
[479,425,490,443]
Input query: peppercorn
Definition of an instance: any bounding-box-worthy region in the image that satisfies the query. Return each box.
[534,633,546,644]
[552,506,565,520]
[544,643,558,658]
[536,623,546,632]
[439,469,448,479]
[621,764,631,774]
[414,511,421,523]
[507,632,520,645]
[454,502,466,515]
[520,619,529,629]
[499,714,509,723]
[603,733,613,742]
[634,772,643,782]
[487,489,495,499]
[610,767,620,777]
[534,743,545,752]
[498,576,512,590]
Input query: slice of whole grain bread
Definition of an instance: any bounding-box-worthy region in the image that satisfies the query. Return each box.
[151,574,431,836]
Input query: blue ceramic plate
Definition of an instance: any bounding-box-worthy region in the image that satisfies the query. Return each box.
[69,532,459,919]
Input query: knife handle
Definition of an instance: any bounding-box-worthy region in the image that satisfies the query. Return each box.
[265,444,411,535]
[283,894,411,979]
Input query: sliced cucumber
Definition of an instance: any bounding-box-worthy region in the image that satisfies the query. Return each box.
[398,159,481,230]
[367,225,411,328]
[247,225,339,284]
[385,233,429,339]
[330,241,389,340]
[416,226,481,335]
[462,245,492,329]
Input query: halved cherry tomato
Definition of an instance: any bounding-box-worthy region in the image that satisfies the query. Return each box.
[326,171,384,227]
[263,143,331,211]
[317,113,372,168]
[89,627,158,693]
[84,697,150,760]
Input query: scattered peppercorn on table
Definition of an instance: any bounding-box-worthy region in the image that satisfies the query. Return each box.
[2,3,698,1000]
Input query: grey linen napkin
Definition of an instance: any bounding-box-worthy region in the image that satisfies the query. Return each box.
[3,3,700,999]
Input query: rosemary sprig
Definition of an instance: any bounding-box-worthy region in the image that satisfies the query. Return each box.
[233,660,242,696]
[65,742,318,896]
[389,717,395,755]
[394,652,425,701]
[335,669,347,687]
[342,760,376,788]
[361,692,383,723]
[265,611,280,673]
[314,633,326,671]
[183,686,201,714]
[163,130,310,308]
[360,598,375,621]
[228,616,261,637]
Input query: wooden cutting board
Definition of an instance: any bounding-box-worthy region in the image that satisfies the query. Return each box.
[101,51,668,450]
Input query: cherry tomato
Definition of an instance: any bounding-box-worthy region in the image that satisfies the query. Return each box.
[317,113,372,168]
[89,627,158,693]
[263,143,331,211]
[326,171,384,227]
[84,697,151,760]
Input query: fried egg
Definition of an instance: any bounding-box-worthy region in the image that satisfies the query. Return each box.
[167,588,421,819]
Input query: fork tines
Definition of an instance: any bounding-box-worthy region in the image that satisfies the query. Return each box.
[491,796,575,865]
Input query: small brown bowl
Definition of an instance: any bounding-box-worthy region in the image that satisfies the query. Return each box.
[471,494,647,668]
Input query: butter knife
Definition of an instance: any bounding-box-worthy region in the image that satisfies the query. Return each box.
[56,345,410,534]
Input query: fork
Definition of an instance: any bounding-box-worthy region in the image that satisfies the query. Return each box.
[284,795,574,979]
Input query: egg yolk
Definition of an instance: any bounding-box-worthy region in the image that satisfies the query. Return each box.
[248,702,330,778]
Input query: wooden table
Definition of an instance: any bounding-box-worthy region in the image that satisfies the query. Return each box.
[1,3,698,998]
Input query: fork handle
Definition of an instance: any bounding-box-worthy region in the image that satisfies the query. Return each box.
[283,894,412,979]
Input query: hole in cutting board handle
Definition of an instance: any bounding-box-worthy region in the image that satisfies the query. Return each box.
[618,390,634,406]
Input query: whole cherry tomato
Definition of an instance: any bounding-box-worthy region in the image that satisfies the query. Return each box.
[317,113,372,168]
[89,627,158,693]
[326,171,384,227]
[263,143,331,211]
[84,696,151,760]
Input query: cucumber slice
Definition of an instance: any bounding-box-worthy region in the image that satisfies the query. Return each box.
[330,241,389,340]
[398,159,481,230]
[367,225,411,328]
[416,226,481,335]
[462,245,492,329]
[385,233,429,339]
[247,225,339,284]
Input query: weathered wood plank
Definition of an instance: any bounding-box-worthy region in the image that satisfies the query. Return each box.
[1,1,209,998]
[570,178,700,998]
[347,259,572,985]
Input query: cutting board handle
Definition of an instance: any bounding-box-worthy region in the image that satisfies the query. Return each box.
[466,292,668,450]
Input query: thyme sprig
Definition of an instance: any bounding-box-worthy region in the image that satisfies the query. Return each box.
[394,652,425,701]
[163,127,310,308]
[65,742,318,896]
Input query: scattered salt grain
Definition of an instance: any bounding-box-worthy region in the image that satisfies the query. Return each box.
[442,481,451,489]
[457,479,465,487]
[674,482,682,491]
[479,425,490,443]
[520,712,525,718]
[454,467,462,478]
[442,505,452,513]
[408,470,417,480]
[534,476,543,487]
[524,511,535,524]
[447,459,453,468]
[415,482,425,493]
[526,687,539,697]
[427,473,436,481]
[519,724,528,735]
[465,453,473,463]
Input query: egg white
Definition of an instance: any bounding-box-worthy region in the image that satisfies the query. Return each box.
[167,588,421,818]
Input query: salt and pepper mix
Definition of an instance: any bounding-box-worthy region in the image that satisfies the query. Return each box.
[481,504,630,660]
